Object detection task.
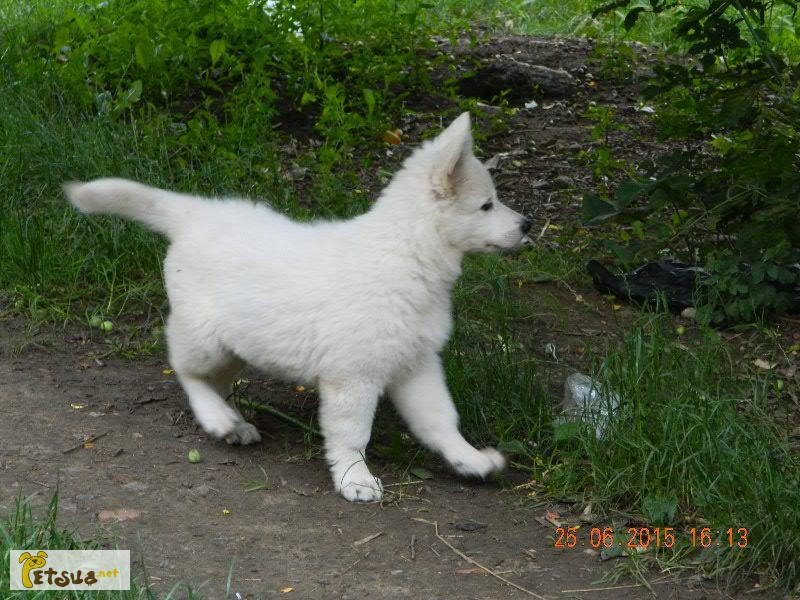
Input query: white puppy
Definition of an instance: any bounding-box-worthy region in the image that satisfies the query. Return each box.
[65,113,531,502]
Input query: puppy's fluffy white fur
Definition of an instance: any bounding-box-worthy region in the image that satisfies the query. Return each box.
[65,113,531,502]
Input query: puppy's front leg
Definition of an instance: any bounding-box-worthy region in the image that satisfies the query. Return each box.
[388,353,506,478]
[318,380,383,502]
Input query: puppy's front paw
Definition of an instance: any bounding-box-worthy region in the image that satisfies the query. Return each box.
[224,421,262,445]
[449,447,506,479]
[196,405,261,445]
[332,462,383,502]
[339,475,383,503]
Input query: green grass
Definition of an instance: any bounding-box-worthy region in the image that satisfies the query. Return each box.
[1,493,203,598]
[2,0,800,591]
[446,254,553,449]
[548,314,800,586]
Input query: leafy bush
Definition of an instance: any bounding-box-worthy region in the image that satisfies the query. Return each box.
[3,0,442,169]
[586,0,800,323]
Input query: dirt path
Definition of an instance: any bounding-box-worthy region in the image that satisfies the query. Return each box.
[0,324,732,600]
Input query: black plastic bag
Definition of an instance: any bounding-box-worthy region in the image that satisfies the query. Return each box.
[586,260,709,312]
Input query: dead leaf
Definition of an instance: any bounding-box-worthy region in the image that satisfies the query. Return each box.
[381,129,402,145]
[98,509,141,524]
[753,358,776,370]
[545,511,562,527]
[522,548,537,561]
[409,467,434,480]
[579,504,596,523]
[280,587,293,593]
[453,520,488,532]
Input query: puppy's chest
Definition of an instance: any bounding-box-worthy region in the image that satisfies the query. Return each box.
[393,297,453,353]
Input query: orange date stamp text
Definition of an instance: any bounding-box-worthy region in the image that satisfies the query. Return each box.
[554,526,749,550]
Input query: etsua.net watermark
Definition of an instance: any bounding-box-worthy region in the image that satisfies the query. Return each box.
[10,549,130,590]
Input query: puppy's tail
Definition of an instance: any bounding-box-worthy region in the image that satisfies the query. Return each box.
[64,178,198,240]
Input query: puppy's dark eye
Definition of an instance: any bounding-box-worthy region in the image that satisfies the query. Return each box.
[480,201,493,211]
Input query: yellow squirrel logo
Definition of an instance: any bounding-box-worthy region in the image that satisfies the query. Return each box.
[19,551,48,588]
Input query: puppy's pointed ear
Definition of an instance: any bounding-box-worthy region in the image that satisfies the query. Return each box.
[431,112,473,199]
[19,552,31,563]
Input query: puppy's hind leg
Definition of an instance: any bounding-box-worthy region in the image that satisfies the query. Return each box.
[318,380,383,502]
[388,353,505,479]
[168,317,260,445]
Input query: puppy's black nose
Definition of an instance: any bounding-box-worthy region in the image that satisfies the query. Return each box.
[520,218,532,234]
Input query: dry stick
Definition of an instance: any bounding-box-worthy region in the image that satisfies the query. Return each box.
[340,551,369,576]
[382,481,425,488]
[537,218,551,240]
[561,577,672,594]
[63,430,111,454]
[353,531,383,547]
[136,397,169,406]
[430,521,546,600]
[237,398,321,437]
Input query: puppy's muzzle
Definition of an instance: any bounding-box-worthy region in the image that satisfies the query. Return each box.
[520,217,532,246]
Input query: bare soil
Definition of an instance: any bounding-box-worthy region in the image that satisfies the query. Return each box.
[1,321,730,599]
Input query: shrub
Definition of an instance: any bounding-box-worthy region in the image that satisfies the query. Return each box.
[586,0,800,323]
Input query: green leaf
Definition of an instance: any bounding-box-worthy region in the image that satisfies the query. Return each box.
[300,91,317,106]
[121,80,142,106]
[615,181,651,210]
[553,422,582,443]
[134,40,153,70]
[362,88,375,119]
[643,495,677,525]
[751,263,765,284]
[624,7,647,30]
[210,39,226,66]
[409,467,434,480]
[582,193,618,225]
[591,0,631,18]
[497,440,527,455]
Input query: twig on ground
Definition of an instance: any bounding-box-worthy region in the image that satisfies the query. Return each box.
[537,218,551,240]
[63,430,111,454]
[382,481,426,488]
[353,531,383,547]
[136,397,169,406]
[425,520,546,599]
[560,577,671,594]
[340,551,370,576]
[237,398,321,437]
